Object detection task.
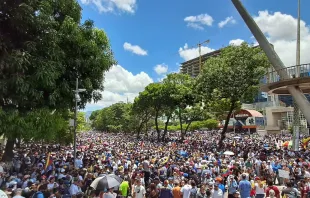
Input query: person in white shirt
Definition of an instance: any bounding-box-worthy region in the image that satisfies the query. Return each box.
[133,179,146,198]
[13,188,24,198]
[211,183,223,198]
[181,181,191,198]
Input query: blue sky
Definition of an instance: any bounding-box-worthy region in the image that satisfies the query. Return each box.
[81,0,310,112]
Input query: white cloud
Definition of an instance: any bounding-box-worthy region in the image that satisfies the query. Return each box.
[178,43,215,61]
[154,64,168,75]
[184,14,214,30]
[80,0,137,13]
[229,39,244,46]
[187,23,204,30]
[254,10,310,66]
[123,42,148,56]
[218,16,236,28]
[88,65,153,108]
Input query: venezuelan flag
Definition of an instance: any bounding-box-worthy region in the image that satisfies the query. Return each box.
[303,137,310,149]
[45,153,53,171]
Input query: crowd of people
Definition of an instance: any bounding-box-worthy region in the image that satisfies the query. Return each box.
[0,131,309,198]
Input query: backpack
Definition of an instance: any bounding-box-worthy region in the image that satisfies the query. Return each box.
[190,187,197,198]
[62,187,72,198]
[32,191,43,198]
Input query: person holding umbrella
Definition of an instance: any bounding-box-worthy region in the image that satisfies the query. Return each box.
[102,188,116,198]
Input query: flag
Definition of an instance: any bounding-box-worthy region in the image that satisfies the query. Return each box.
[45,153,53,172]
[222,169,231,177]
[302,137,310,149]
[88,165,93,173]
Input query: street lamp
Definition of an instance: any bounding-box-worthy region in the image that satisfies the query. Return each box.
[73,77,86,160]
[293,0,301,151]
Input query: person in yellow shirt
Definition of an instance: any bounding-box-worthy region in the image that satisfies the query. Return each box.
[119,177,130,198]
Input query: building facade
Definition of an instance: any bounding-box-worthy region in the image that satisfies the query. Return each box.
[180,47,309,134]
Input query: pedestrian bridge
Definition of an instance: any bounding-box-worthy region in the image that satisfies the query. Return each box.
[261,63,310,95]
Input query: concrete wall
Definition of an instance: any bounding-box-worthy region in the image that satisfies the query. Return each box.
[265,106,293,134]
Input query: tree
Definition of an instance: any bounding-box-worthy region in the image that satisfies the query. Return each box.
[132,92,153,138]
[0,0,115,159]
[76,112,90,132]
[178,103,206,140]
[90,102,133,133]
[162,73,196,141]
[142,83,166,142]
[196,43,269,147]
[0,108,71,161]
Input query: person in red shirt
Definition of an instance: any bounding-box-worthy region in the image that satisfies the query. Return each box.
[265,180,280,198]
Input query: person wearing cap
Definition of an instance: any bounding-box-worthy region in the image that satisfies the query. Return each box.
[233,191,240,198]
[238,174,251,198]
[227,175,238,198]
[211,183,223,198]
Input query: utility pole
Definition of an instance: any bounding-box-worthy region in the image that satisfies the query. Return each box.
[198,40,210,72]
[73,77,78,160]
[293,0,301,151]
[73,78,86,160]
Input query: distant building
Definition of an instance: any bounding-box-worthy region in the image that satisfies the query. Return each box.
[179,46,309,134]
[180,47,269,103]
[180,49,221,77]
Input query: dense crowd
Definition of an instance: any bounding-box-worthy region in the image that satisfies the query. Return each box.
[0,131,309,198]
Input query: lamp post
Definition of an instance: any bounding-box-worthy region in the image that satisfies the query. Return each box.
[73,77,86,160]
[293,0,301,151]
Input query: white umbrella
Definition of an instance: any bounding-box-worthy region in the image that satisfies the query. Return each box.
[90,175,121,190]
[0,190,8,198]
[233,136,241,139]
[223,151,234,156]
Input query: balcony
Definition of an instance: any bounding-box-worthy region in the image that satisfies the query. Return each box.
[261,63,310,95]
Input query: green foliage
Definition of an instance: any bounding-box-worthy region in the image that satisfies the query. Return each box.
[76,112,90,132]
[0,0,114,159]
[132,91,154,137]
[0,108,72,144]
[196,43,270,146]
[197,43,269,104]
[0,0,115,111]
[153,119,218,132]
[90,102,133,133]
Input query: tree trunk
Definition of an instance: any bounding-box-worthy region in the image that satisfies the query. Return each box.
[145,122,148,137]
[181,120,193,141]
[2,138,15,162]
[162,115,171,142]
[154,111,160,142]
[178,109,183,134]
[218,102,235,149]
[137,122,143,139]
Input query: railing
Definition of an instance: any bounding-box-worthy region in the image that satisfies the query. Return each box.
[254,101,286,110]
[265,63,310,84]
